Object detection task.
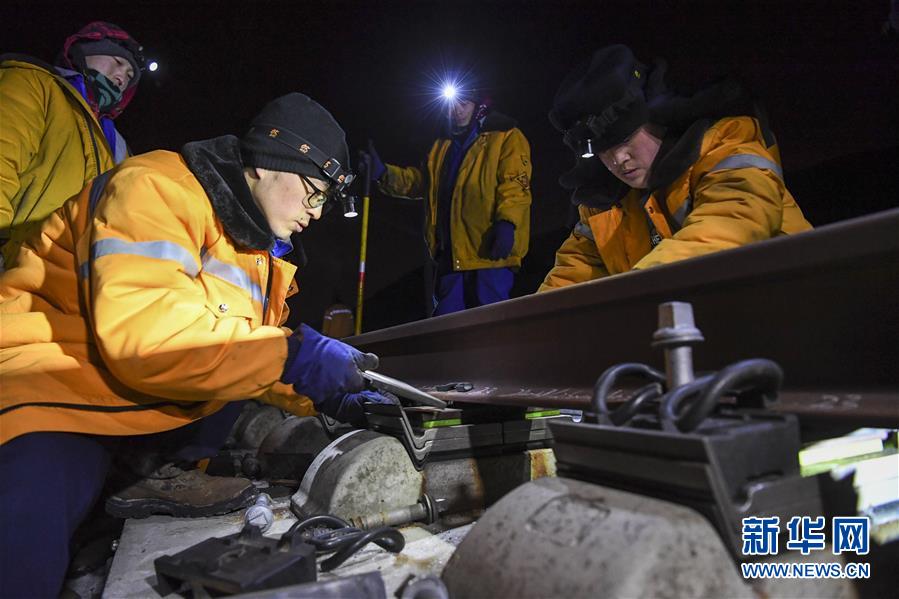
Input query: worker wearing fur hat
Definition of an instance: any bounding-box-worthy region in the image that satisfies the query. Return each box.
[0,92,391,597]
[0,21,146,270]
[367,82,532,316]
[539,45,812,291]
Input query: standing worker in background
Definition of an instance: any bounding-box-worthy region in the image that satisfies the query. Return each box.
[367,80,532,316]
[539,45,812,291]
[0,21,145,270]
[0,92,392,597]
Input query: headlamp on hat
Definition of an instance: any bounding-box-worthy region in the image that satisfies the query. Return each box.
[580,139,594,159]
[249,124,356,202]
[437,74,480,105]
[113,39,158,75]
[562,121,595,158]
[440,80,475,105]
[561,87,647,159]
[441,83,458,101]
[338,192,358,218]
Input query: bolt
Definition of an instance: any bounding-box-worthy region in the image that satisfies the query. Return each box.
[244,493,274,533]
[350,494,437,529]
[651,302,704,389]
[110,539,119,553]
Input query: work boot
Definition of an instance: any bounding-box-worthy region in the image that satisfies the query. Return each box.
[105,463,258,519]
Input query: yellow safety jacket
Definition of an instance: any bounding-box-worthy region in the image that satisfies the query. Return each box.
[539,117,812,290]
[0,56,118,267]
[379,112,532,271]
[0,138,313,445]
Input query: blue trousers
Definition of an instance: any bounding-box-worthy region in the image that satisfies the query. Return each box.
[433,267,514,316]
[0,401,244,598]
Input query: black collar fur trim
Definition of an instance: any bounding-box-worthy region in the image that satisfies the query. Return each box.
[646,119,709,193]
[181,136,274,251]
[481,111,517,132]
[437,110,517,139]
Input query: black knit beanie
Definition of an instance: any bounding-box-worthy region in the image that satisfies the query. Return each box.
[240,93,350,182]
[73,39,142,87]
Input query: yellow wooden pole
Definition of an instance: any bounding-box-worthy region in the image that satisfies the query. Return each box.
[354,193,371,336]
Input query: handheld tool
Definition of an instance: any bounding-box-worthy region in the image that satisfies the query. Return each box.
[362,371,447,409]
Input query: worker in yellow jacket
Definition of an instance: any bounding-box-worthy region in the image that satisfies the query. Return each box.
[367,82,532,315]
[0,93,391,597]
[0,21,144,270]
[539,45,812,291]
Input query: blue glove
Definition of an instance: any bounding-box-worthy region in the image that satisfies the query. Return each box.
[281,324,379,419]
[332,389,396,427]
[489,220,515,260]
[367,139,386,181]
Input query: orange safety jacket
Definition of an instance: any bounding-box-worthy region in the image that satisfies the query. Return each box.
[539,117,812,290]
[0,137,313,444]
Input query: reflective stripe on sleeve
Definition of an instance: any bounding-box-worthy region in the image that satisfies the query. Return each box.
[672,154,785,228]
[709,154,783,179]
[201,253,264,304]
[88,238,200,276]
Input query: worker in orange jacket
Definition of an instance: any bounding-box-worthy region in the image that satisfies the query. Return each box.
[0,93,391,597]
[539,45,811,291]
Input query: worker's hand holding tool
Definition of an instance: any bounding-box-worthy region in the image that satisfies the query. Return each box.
[330,389,395,427]
[366,139,386,181]
[281,324,385,423]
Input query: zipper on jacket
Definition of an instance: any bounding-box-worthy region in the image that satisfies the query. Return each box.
[640,191,664,248]
[81,110,103,177]
[263,254,274,323]
[52,76,105,177]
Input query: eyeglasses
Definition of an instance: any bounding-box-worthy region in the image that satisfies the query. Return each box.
[300,175,330,209]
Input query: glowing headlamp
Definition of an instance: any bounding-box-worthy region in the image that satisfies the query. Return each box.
[339,192,358,218]
[581,138,594,159]
[442,84,458,101]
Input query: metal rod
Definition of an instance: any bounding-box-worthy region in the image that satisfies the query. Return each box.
[349,495,437,530]
[652,302,704,389]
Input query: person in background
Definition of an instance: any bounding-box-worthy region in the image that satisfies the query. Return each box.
[0,21,144,269]
[367,81,532,315]
[539,45,812,291]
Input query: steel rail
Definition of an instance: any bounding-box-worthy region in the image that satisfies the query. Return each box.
[350,209,899,426]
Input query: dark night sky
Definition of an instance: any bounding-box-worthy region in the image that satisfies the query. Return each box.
[3,0,898,331]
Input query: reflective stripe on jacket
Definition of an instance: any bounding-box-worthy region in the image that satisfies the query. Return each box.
[379,121,532,271]
[0,150,312,444]
[539,117,812,291]
[0,57,117,267]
